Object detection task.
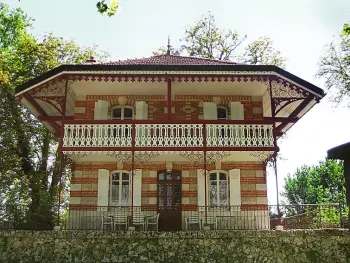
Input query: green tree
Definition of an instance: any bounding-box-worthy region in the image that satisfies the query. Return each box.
[282,160,346,226]
[241,37,286,67]
[343,24,350,35]
[96,0,119,16]
[317,25,350,105]
[283,160,345,205]
[153,13,286,67]
[0,3,108,228]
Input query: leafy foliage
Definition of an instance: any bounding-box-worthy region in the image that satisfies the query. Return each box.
[282,160,347,225]
[343,24,350,36]
[241,37,286,67]
[283,160,345,205]
[153,13,286,67]
[96,0,119,17]
[317,26,350,105]
[0,3,108,228]
[179,13,247,60]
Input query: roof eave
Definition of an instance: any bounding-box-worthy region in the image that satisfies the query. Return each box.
[15,64,325,97]
[327,142,350,160]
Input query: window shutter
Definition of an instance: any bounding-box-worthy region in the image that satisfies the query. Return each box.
[230,101,244,120]
[229,169,241,210]
[94,100,109,120]
[203,102,217,120]
[98,169,110,207]
[197,169,206,207]
[133,169,142,207]
[135,101,148,120]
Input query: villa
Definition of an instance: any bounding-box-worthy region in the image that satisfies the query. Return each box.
[14,51,325,231]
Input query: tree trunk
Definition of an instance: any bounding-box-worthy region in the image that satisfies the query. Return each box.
[39,130,50,188]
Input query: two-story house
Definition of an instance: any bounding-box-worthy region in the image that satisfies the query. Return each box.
[15,53,324,231]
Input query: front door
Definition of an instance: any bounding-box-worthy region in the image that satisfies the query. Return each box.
[157,170,182,231]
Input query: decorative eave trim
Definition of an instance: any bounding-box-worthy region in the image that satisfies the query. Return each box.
[15,65,325,98]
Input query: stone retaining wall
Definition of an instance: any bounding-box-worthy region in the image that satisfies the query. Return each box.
[1,230,350,263]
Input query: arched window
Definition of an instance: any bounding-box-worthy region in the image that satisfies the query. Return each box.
[208,171,228,206]
[217,105,228,120]
[110,170,131,206]
[111,105,133,120]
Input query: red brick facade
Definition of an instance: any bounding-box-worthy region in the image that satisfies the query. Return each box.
[73,95,263,121]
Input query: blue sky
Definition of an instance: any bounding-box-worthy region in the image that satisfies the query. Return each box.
[4,0,350,204]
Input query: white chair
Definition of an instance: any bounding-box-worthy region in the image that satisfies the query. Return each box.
[146,213,160,231]
[203,215,218,230]
[101,215,113,230]
[113,214,128,230]
[132,212,146,231]
[185,213,202,230]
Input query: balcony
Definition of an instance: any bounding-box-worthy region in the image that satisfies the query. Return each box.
[62,120,275,151]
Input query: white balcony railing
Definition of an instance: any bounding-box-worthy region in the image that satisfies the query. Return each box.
[62,122,275,148]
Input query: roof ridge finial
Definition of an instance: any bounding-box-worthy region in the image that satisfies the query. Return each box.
[166,36,171,55]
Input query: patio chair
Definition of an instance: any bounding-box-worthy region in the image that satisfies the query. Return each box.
[203,215,218,230]
[146,213,160,231]
[101,215,113,230]
[132,212,146,231]
[185,213,202,230]
[113,214,128,230]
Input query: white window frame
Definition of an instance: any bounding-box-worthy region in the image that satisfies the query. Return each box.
[110,170,131,206]
[111,105,134,120]
[207,170,229,207]
[217,105,228,120]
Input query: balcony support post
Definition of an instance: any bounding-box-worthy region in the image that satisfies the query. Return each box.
[131,124,136,224]
[167,79,172,120]
[268,76,282,226]
[203,124,207,224]
[272,153,281,225]
[57,79,69,227]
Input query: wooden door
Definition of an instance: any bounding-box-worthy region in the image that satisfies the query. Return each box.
[157,170,182,231]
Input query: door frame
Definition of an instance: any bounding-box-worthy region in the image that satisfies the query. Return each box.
[156,170,182,231]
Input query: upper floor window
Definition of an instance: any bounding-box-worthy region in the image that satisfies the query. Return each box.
[110,171,130,206]
[217,105,228,120]
[111,106,133,120]
[209,171,228,206]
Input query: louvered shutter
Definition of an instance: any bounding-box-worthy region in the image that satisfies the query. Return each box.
[203,102,217,120]
[230,101,244,120]
[98,169,110,207]
[229,169,241,210]
[133,169,142,207]
[197,169,206,208]
[94,100,109,120]
[135,101,148,120]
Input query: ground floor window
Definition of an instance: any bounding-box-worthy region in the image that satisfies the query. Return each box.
[208,171,228,206]
[110,171,130,206]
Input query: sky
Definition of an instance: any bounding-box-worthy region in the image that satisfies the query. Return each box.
[4,0,350,204]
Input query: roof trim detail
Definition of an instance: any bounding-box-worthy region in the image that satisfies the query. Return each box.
[15,64,325,97]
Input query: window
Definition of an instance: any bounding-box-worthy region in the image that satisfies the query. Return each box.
[208,171,228,206]
[217,105,228,120]
[110,171,130,206]
[111,106,133,120]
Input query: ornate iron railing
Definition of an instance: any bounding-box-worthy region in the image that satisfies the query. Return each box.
[0,204,345,231]
[62,120,275,149]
